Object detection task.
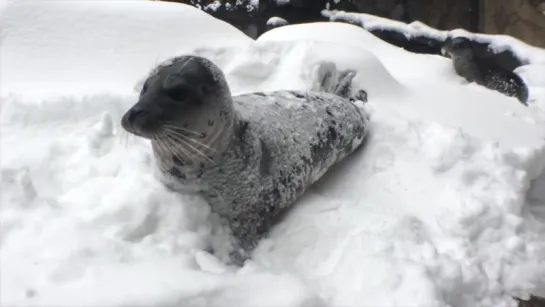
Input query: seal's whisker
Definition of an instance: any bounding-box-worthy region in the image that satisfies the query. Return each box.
[159,132,200,165]
[155,138,189,169]
[116,130,125,146]
[206,126,223,147]
[159,137,195,164]
[204,119,231,150]
[171,141,196,163]
[163,126,204,138]
[167,134,216,156]
[164,132,213,157]
[160,123,205,138]
[163,128,217,152]
[164,133,215,165]
[117,129,134,148]
[176,58,191,74]
[161,137,198,165]
[162,141,192,165]
[161,139,193,167]
[177,139,215,165]
[153,135,170,156]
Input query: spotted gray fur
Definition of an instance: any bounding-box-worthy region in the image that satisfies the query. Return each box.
[121,55,370,265]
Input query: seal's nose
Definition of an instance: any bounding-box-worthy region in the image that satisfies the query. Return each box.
[127,107,146,124]
[121,106,148,133]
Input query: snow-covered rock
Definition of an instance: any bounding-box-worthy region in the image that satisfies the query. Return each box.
[267,16,289,27]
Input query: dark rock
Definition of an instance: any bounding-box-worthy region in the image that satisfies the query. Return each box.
[515,295,545,307]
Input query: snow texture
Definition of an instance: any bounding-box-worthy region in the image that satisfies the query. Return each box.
[274,0,290,6]
[204,0,222,11]
[267,16,289,27]
[323,10,545,65]
[2,1,545,307]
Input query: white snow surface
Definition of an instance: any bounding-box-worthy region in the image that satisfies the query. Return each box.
[267,16,289,27]
[323,10,545,65]
[0,0,251,99]
[2,2,545,307]
[274,0,290,6]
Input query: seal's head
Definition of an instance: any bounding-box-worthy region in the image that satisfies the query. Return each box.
[441,37,472,59]
[121,55,234,141]
[121,56,238,165]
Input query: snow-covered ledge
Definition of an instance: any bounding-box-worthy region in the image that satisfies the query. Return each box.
[323,10,545,67]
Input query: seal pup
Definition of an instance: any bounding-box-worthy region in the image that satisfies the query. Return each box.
[441,36,529,105]
[121,55,369,265]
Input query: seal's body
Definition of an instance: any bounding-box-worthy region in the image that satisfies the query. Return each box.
[441,37,528,105]
[121,55,369,264]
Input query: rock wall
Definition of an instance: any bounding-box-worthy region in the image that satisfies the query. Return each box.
[481,0,545,48]
[349,0,545,47]
[350,0,479,31]
[157,0,545,47]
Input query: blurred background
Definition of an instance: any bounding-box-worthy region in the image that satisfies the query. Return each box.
[155,0,545,48]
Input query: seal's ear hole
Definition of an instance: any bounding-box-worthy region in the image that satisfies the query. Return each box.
[166,87,188,102]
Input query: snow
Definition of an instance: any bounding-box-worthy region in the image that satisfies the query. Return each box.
[267,16,289,27]
[2,2,545,307]
[0,0,251,99]
[323,10,545,65]
[274,0,290,6]
[204,0,222,11]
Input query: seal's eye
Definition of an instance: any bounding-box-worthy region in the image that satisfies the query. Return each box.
[166,87,188,101]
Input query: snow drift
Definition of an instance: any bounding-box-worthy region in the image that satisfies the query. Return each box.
[0,0,252,98]
[2,1,545,307]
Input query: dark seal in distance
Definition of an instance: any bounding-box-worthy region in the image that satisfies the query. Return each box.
[441,36,529,105]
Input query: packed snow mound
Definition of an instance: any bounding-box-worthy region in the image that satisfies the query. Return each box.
[191,39,402,98]
[259,22,461,86]
[0,0,252,98]
[267,16,289,26]
[2,2,545,307]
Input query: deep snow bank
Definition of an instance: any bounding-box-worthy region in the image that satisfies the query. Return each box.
[2,2,545,307]
[0,0,252,98]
